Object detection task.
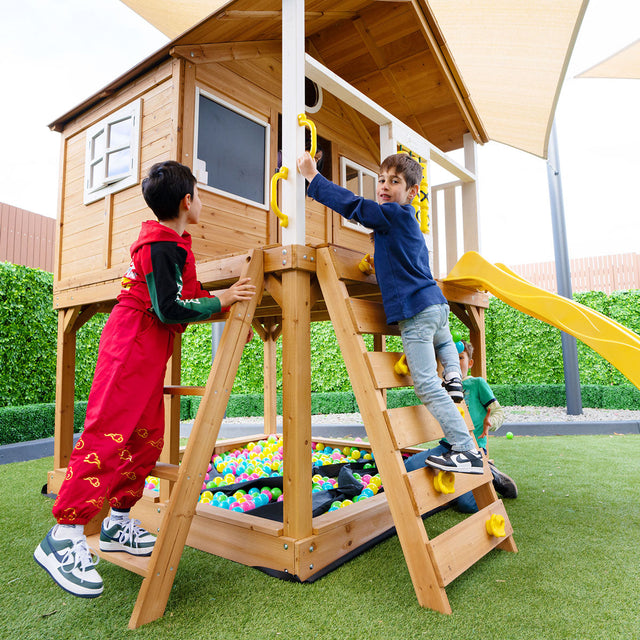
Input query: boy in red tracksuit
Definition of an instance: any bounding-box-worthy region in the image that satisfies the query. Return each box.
[34,161,256,598]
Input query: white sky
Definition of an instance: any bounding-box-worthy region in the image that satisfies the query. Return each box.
[0,0,638,266]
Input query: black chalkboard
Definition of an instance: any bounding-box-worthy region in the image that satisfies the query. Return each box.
[197,94,267,204]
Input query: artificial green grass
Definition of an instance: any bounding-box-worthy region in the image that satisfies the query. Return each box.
[2,434,639,639]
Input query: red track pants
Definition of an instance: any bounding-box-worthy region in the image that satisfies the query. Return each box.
[53,303,175,525]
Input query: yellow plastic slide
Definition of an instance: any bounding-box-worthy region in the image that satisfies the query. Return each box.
[443,251,640,390]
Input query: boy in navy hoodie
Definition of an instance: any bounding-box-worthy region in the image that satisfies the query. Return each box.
[297,151,482,475]
[34,161,256,598]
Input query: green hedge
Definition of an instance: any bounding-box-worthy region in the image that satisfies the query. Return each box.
[0,263,105,407]
[2,261,640,431]
[3,384,639,445]
[0,402,87,446]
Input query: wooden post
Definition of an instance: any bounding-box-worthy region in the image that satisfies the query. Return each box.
[160,334,181,503]
[281,268,312,540]
[263,318,280,435]
[54,308,77,470]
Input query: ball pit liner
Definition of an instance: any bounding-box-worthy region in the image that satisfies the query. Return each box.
[201,461,382,522]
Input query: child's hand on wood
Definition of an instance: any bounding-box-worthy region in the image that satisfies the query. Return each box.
[216,277,256,308]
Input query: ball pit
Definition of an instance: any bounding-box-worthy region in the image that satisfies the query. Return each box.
[145,436,381,516]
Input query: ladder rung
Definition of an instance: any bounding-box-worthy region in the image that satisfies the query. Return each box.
[163,385,205,396]
[347,298,400,336]
[86,533,150,577]
[150,462,179,482]
[325,245,379,283]
[429,501,512,586]
[365,351,414,389]
[386,404,443,449]
[407,464,494,515]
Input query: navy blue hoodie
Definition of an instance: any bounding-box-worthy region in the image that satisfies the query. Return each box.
[308,173,446,323]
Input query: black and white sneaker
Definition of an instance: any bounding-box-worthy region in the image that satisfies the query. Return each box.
[489,462,518,498]
[442,373,464,403]
[426,449,483,474]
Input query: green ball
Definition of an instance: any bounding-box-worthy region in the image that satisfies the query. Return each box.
[451,329,462,343]
[506,432,514,440]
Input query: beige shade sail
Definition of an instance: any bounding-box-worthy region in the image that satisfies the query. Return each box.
[120,0,230,37]
[577,38,640,79]
[425,0,589,158]
[119,0,589,158]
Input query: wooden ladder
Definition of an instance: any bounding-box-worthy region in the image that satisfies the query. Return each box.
[316,246,517,614]
[85,249,264,629]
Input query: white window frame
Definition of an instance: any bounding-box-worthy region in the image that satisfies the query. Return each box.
[83,99,141,205]
[339,156,376,234]
[194,88,270,210]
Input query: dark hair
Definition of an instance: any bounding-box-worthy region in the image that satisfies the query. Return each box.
[380,153,423,188]
[462,340,474,359]
[142,161,196,220]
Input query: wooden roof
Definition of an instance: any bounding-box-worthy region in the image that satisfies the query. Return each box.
[50,0,486,152]
[52,0,588,157]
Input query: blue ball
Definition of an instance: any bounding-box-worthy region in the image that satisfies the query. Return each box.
[455,340,465,353]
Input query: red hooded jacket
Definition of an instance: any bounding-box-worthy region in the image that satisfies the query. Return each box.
[118,220,221,331]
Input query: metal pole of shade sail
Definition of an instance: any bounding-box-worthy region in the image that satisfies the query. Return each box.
[546,121,582,415]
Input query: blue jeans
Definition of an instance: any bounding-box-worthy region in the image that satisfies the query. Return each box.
[404,444,479,513]
[398,304,474,452]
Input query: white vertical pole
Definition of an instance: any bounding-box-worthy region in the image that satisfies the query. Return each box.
[461,132,480,253]
[281,0,307,246]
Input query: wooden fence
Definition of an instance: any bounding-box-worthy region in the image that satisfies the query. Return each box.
[507,253,640,294]
[0,203,56,272]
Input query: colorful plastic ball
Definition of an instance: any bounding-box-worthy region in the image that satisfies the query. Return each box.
[455,340,465,353]
[451,329,462,343]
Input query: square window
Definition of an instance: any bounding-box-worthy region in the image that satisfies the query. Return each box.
[84,100,141,204]
[340,157,377,234]
[195,90,269,209]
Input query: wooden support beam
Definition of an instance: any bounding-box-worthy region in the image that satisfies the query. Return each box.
[217,10,358,20]
[129,250,263,629]
[171,40,281,64]
[281,268,312,540]
[160,334,181,503]
[54,309,76,470]
[262,317,280,435]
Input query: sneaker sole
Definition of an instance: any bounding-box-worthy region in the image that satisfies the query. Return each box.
[33,545,103,598]
[99,540,154,556]
[425,459,484,474]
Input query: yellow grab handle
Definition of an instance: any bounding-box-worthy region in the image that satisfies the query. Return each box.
[394,353,409,376]
[485,513,506,537]
[298,113,317,159]
[270,166,289,228]
[358,253,374,275]
[433,470,455,495]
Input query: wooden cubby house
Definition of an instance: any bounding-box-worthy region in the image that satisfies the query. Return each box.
[48,0,516,628]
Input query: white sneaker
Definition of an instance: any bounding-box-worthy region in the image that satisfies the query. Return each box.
[34,527,103,598]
